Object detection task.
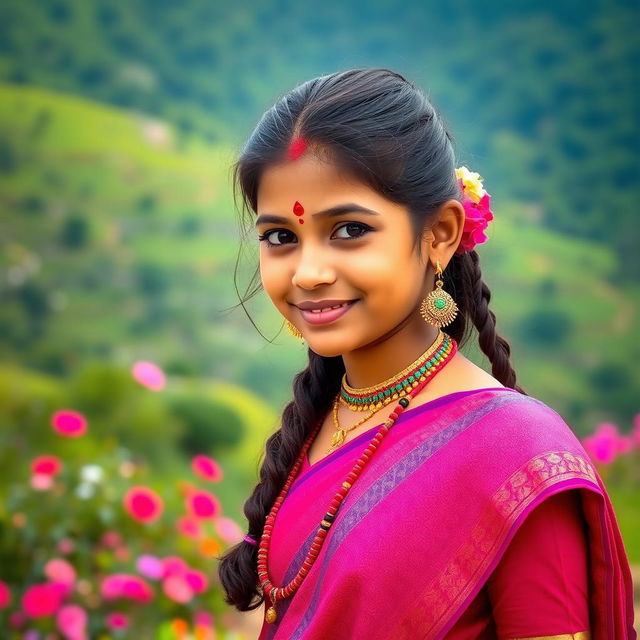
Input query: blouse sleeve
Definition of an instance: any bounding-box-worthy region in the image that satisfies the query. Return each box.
[486,489,591,640]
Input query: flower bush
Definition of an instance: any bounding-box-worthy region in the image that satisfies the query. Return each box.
[0,362,249,639]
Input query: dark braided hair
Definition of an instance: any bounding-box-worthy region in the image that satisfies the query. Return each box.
[217,67,526,611]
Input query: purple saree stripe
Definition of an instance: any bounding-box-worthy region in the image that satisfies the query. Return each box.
[435,478,601,640]
[277,389,542,640]
[288,386,514,499]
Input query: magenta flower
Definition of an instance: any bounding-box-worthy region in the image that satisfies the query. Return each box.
[131,361,166,391]
[184,568,208,594]
[22,582,67,617]
[51,410,87,438]
[31,455,64,476]
[100,574,154,603]
[100,530,122,549]
[582,422,620,464]
[191,455,223,482]
[57,538,75,555]
[106,612,129,630]
[56,604,87,640]
[161,556,188,579]
[0,580,11,608]
[185,489,221,520]
[136,554,164,580]
[123,486,164,523]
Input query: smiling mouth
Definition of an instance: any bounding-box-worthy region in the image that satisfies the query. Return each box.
[296,300,358,325]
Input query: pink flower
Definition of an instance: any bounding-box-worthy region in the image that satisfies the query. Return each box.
[131,361,166,391]
[106,612,129,630]
[176,515,203,539]
[22,582,67,618]
[456,191,494,255]
[161,556,188,579]
[631,413,640,448]
[100,531,122,549]
[56,604,87,640]
[31,455,63,476]
[582,422,620,465]
[30,473,54,491]
[51,410,87,438]
[184,569,208,594]
[194,610,214,627]
[100,574,154,603]
[615,434,634,454]
[162,575,194,603]
[136,554,164,580]
[0,580,11,608]
[57,538,75,555]
[123,486,164,523]
[214,516,244,544]
[44,559,76,590]
[185,489,221,520]
[191,455,223,482]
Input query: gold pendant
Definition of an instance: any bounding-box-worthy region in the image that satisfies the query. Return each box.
[330,429,347,449]
[266,605,277,623]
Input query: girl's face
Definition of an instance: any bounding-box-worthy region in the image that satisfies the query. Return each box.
[255,152,457,357]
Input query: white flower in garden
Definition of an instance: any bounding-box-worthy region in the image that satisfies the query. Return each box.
[75,483,95,500]
[80,464,104,484]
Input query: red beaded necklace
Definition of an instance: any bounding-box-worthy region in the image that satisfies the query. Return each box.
[257,333,458,624]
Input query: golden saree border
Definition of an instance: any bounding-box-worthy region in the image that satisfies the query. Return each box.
[507,633,591,640]
[391,450,598,639]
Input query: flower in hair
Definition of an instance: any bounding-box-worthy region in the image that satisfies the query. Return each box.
[454,166,494,254]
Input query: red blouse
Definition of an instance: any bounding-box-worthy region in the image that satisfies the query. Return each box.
[445,489,591,638]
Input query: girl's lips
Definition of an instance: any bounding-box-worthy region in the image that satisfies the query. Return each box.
[298,300,358,325]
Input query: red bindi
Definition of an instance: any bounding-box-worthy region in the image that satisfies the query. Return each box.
[293,200,304,223]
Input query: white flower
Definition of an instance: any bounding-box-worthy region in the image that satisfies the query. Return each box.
[75,483,95,500]
[80,464,104,484]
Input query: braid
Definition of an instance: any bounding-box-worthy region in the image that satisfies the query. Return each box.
[453,251,527,394]
[218,349,344,610]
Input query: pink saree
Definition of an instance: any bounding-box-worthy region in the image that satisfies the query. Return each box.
[258,387,636,639]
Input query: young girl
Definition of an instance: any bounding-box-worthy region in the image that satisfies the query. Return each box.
[218,68,636,639]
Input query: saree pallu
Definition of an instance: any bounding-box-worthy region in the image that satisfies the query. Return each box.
[258,387,636,640]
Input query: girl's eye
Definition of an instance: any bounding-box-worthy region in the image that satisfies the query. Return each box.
[258,222,372,248]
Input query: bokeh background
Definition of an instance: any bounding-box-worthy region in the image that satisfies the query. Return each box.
[0,0,638,638]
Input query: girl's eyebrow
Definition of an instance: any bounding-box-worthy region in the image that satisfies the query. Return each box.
[254,203,379,227]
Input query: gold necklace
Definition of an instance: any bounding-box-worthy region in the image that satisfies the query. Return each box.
[327,330,448,453]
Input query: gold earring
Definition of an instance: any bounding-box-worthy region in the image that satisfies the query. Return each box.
[419,259,458,327]
[285,319,304,341]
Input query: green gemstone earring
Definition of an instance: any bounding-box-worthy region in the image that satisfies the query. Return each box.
[419,259,458,328]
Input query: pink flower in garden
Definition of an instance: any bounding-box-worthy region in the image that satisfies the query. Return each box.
[56,604,87,640]
[184,569,208,594]
[100,531,122,549]
[615,434,634,454]
[9,610,27,628]
[214,516,244,544]
[194,610,214,627]
[131,361,166,391]
[22,582,67,617]
[106,612,129,630]
[0,580,11,608]
[31,455,63,476]
[30,473,54,491]
[162,556,188,579]
[123,486,164,523]
[185,489,221,520]
[44,559,76,590]
[582,422,620,464]
[51,410,87,437]
[632,413,640,448]
[162,575,194,603]
[100,574,154,602]
[191,455,223,482]
[57,538,75,555]
[136,554,165,580]
[176,515,204,539]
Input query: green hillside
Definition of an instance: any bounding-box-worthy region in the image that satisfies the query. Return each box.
[0,83,638,434]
